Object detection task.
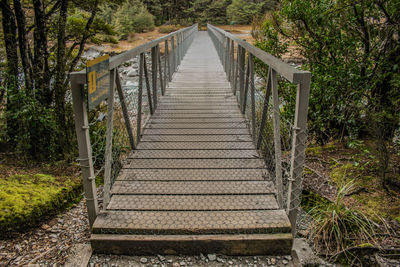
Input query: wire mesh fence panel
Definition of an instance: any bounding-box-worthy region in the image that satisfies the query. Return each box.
[208,24,311,232]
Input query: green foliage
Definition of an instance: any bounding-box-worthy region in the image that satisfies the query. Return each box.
[254,0,400,147]
[113,0,155,38]
[0,173,81,234]
[5,86,59,161]
[227,0,264,24]
[132,12,156,33]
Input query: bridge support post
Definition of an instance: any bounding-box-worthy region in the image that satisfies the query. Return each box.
[137,53,144,143]
[151,46,158,109]
[70,77,99,228]
[171,36,176,73]
[287,75,311,234]
[271,69,284,208]
[238,46,245,110]
[103,69,116,209]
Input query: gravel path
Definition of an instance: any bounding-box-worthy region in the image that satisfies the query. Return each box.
[0,196,90,266]
[89,254,295,267]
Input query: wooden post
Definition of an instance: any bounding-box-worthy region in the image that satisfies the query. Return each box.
[271,69,283,208]
[115,69,136,150]
[103,68,116,209]
[151,46,158,109]
[143,56,153,115]
[158,45,165,96]
[137,53,144,143]
[70,76,98,228]
[257,68,272,150]
[287,74,311,234]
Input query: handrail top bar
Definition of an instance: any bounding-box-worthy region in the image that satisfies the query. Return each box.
[70,23,198,83]
[207,24,310,84]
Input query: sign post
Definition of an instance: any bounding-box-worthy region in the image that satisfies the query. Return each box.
[87,55,110,110]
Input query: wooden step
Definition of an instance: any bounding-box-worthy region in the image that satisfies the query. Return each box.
[91,233,293,255]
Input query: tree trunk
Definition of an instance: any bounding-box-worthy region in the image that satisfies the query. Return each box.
[13,0,33,94]
[1,0,20,144]
[54,0,69,158]
[32,0,51,106]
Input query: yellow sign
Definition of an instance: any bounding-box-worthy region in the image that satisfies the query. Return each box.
[86,55,110,110]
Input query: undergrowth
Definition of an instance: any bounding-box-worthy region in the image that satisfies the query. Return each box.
[0,173,81,236]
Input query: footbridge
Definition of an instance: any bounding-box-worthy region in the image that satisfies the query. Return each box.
[70,24,311,255]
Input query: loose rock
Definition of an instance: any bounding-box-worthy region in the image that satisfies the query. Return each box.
[207,253,216,261]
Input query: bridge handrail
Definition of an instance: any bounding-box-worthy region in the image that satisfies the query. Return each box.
[70,24,198,83]
[70,24,198,228]
[207,24,311,234]
[207,24,310,84]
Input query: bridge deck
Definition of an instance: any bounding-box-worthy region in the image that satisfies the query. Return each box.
[91,32,292,255]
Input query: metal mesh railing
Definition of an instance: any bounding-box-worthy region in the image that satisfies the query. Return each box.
[208,24,311,233]
[70,24,198,226]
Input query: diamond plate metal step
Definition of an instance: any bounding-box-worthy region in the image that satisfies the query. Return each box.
[111,181,275,195]
[117,168,270,181]
[137,141,254,149]
[107,194,278,211]
[142,128,250,135]
[145,122,247,129]
[131,150,259,158]
[92,210,291,235]
[126,158,265,169]
[140,135,252,142]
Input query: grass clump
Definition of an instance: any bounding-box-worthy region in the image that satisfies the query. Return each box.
[308,182,378,258]
[0,173,81,235]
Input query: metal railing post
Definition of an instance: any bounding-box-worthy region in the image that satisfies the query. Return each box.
[171,36,176,73]
[241,52,250,114]
[287,74,311,234]
[151,46,158,109]
[115,69,136,150]
[70,76,99,228]
[137,53,144,143]
[271,69,283,208]
[103,69,116,209]
[166,39,172,82]
[249,54,256,142]
[238,46,245,108]
[143,55,153,115]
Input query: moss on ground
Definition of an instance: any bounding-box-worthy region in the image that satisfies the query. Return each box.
[304,140,400,223]
[0,173,81,235]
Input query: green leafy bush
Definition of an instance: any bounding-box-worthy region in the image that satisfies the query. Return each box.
[227,0,264,24]
[132,12,155,33]
[253,0,400,146]
[113,0,155,38]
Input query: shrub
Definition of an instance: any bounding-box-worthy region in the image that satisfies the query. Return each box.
[132,12,155,33]
[113,0,155,38]
[158,25,179,34]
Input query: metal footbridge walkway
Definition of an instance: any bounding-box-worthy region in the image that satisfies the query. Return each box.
[70,25,311,255]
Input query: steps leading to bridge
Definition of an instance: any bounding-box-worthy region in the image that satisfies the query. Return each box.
[91,31,293,255]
